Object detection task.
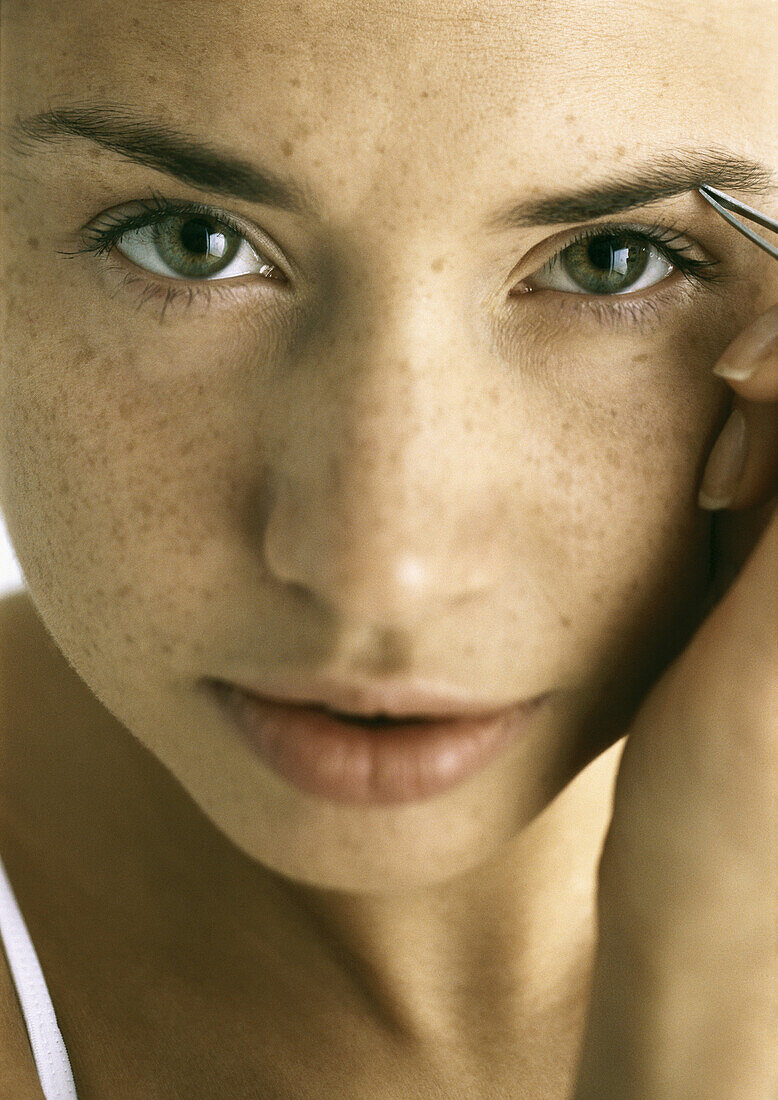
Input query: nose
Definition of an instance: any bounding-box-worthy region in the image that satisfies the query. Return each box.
[263,442,504,628]
[267,511,495,627]
[260,282,512,629]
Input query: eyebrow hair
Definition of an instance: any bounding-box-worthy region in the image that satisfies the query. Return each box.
[485,148,777,229]
[6,101,320,217]
[6,101,776,230]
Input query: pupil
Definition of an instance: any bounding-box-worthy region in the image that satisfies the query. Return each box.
[589,236,620,274]
[180,218,212,256]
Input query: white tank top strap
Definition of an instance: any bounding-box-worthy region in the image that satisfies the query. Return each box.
[0,849,79,1099]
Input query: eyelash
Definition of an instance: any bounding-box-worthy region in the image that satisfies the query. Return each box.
[60,188,728,325]
[533,219,727,330]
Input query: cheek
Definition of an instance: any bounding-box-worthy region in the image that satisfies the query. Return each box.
[519,378,714,665]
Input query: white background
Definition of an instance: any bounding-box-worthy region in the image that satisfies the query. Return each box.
[0,509,26,595]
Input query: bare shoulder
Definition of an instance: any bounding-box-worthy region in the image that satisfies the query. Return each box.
[0,591,53,1098]
[0,587,52,667]
[0,588,76,746]
[0,588,102,731]
[0,589,136,814]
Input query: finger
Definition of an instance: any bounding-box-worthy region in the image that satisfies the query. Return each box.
[711,301,778,399]
[603,509,778,904]
[699,305,778,511]
[704,496,777,618]
[698,398,778,511]
[669,507,778,778]
[583,511,778,1100]
[729,401,778,509]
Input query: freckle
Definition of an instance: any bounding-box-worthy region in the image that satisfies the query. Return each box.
[75,342,96,365]
[560,615,571,628]
[290,76,301,87]
[420,89,429,98]
[281,139,294,157]
[576,134,584,145]
[565,113,576,124]
[616,145,626,157]
[430,256,445,272]
[147,74,157,86]
[27,236,39,250]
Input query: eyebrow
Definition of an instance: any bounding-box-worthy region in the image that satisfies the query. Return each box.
[486,149,776,229]
[6,102,319,217]
[6,101,776,229]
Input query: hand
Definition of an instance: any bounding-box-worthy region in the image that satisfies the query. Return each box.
[570,304,778,1100]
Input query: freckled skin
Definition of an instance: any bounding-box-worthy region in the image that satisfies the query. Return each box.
[0,0,776,1094]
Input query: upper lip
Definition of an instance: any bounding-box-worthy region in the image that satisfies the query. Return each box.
[215,674,541,720]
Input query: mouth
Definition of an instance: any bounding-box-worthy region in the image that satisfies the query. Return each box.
[313,707,435,728]
[208,681,550,804]
[208,674,526,723]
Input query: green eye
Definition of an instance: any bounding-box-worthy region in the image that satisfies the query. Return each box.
[119,214,246,279]
[526,224,720,298]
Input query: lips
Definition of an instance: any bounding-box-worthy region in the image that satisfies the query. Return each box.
[210,684,548,804]
[213,674,526,721]
[317,708,435,728]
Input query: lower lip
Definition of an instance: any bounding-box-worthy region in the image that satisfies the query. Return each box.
[209,683,549,805]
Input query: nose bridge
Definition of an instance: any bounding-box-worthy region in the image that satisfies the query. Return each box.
[263,277,507,625]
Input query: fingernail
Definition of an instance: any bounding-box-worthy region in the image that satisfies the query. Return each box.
[712,329,778,381]
[698,407,749,510]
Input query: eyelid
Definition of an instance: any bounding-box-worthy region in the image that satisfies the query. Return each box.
[81,193,294,279]
[514,216,702,280]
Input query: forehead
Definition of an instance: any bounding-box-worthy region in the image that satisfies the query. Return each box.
[10,0,770,102]
[3,0,775,232]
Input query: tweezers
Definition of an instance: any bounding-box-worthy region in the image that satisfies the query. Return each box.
[698,185,778,261]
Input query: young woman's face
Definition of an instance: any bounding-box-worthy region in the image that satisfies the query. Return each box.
[1,0,775,892]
